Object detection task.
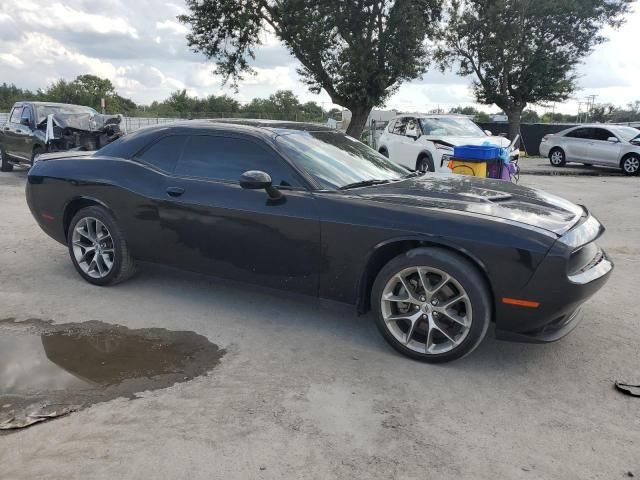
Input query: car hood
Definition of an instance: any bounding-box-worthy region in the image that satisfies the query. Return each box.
[424,135,512,148]
[355,175,583,235]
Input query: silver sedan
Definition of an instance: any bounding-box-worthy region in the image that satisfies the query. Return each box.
[539,124,640,176]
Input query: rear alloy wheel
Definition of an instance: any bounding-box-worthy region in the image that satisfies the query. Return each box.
[549,148,566,167]
[68,206,136,286]
[621,155,640,176]
[0,146,13,172]
[372,248,490,362]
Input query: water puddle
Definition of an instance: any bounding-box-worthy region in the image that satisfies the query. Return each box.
[0,318,225,432]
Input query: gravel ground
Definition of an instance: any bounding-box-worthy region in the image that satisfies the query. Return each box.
[0,166,638,479]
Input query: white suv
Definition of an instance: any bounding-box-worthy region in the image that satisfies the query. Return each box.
[376,114,517,173]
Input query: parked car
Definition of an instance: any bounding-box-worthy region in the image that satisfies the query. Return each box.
[26,120,612,362]
[539,124,640,175]
[0,101,123,172]
[376,114,518,173]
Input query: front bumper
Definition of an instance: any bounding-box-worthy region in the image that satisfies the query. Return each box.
[494,212,613,343]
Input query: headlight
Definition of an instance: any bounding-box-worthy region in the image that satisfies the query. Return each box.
[558,214,604,250]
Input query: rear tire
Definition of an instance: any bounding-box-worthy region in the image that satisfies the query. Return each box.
[372,248,491,363]
[379,148,389,158]
[621,154,640,176]
[0,146,13,172]
[31,146,44,165]
[67,206,136,286]
[549,148,566,167]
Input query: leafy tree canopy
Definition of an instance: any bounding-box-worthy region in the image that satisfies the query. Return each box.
[179,0,442,137]
[437,0,632,139]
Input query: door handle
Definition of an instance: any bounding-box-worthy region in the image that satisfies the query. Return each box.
[166,186,185,197]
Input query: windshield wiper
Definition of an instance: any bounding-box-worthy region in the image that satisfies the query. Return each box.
[338,179,391,190]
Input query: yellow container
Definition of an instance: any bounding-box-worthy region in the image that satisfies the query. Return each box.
[448,160,487,177]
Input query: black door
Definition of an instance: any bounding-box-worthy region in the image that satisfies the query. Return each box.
[156,133,320,296]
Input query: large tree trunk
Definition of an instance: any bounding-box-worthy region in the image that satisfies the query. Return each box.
[345,106,372,140]
[507,109,523,149]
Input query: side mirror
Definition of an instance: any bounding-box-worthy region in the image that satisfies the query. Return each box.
[240,170,282,200]
[20,117,31,127]
[484,130,492,136]
[607,137,619,143]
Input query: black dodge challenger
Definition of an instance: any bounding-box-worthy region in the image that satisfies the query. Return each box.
[26,120,613,362]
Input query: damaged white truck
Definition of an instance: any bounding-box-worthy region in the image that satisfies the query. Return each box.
[0,101,124,172]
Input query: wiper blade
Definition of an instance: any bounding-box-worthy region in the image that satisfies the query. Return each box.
[338,179,391,190]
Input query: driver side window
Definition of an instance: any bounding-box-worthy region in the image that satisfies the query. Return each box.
[175,135,303,188]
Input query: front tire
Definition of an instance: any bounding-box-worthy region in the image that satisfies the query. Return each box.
[416,155,435,173]
[67,206,136,286]
[0,146,13,172]
[621,154,640,176]
[549,148,566,167]
[372,248,491,363]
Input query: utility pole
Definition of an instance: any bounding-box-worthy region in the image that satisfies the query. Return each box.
[585,95,598,122]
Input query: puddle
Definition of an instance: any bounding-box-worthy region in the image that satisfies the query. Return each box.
[0,318,225,432]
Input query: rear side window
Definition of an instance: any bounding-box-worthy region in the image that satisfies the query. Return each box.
[136,135,188,173]
[176,135,302,187]
[9,106,23,124]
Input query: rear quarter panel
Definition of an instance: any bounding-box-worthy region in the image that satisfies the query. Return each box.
[27,156,167,261]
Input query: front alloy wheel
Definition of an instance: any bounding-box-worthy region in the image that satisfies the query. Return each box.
[621,155,640,176]
[381,266,472,355]
[372,248,491,362]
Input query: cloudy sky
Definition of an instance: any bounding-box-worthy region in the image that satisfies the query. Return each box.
[0,0,638,114]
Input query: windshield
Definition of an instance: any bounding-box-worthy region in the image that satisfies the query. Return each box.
[276,131,410,189]
[611,126,640,142]
[35,105,97,125]
[420,117,485,137]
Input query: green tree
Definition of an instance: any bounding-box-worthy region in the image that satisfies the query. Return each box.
[521,109,540,123]
[179,0,441,138]
[42,75,137,114]
[0,83,38,109]
[437,0,631,141]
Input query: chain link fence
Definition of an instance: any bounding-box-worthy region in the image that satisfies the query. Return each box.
[1,112,331,134]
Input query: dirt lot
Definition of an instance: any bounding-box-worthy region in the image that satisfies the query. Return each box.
[0,163,638,479]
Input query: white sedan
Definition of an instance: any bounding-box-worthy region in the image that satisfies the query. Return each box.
[376,114,518,173]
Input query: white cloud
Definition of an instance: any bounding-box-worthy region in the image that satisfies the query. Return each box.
[156,20,188,35]
[1,1,139,39]
[0,0,637,114]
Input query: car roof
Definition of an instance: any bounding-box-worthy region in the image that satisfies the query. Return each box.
[14,101,94,108]
[95,119,336,159]
[133,119,333,136]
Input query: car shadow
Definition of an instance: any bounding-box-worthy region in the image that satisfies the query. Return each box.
[47,259,562,371]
